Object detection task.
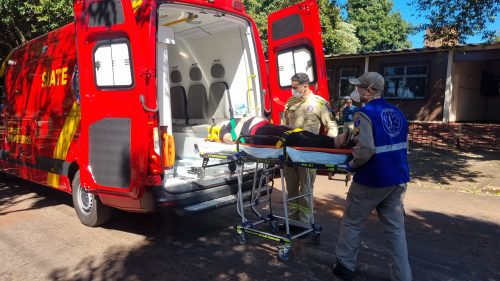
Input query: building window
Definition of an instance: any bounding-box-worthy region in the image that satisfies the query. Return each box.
[93,40,133,88]
[277,47,315,87]
[383,65,428,99]
[338,67,358,98]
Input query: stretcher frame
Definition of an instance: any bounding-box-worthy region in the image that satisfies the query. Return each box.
[200,135,351,261]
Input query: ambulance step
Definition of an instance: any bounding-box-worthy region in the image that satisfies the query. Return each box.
[181,194,237,214]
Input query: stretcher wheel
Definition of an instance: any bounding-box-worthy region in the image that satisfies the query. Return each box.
[269,220,278,234]
[312,232,321,245]
[346,172,351,183]
[238,233,246,245]
[278,246,291,261]
[228,162,237,173]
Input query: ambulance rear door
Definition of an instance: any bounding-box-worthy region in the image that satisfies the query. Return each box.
[267,0,329,124]
[74,0,149,198]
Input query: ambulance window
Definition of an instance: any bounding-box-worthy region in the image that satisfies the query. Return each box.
[88,0,125,27]
[271,14,303,41]
[277,47,315,87]
[93,40,133,88]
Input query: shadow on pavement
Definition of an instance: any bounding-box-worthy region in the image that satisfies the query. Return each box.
[0,175,72,216]
[408,147,500,186]
[46,191,500,281]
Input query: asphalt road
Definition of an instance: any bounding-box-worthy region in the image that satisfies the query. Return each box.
[0,173,499,281]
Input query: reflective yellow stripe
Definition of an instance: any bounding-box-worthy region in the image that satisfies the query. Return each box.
[132,0,143,12]
[298,205,311,212]
[48,102,81,188]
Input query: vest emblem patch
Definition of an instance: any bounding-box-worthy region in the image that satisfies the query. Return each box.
[381,108,402,137]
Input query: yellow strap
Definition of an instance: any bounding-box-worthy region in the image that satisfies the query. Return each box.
[285,128,303,135]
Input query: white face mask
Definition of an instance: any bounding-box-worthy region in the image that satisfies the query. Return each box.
[292,89,302,97]
[350,89,361,103]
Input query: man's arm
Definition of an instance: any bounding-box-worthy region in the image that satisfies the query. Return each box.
[320,105,338,137]
[349,112,375,169]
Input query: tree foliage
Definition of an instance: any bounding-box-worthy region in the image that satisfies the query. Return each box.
[346,0,412,52]
[411,0,499,45]
[0,0,73,67]
[244,0,349,55]
[331,21,361,54]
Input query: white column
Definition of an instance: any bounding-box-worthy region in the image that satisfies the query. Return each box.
[364,56,369,73]
[443,50,454,123]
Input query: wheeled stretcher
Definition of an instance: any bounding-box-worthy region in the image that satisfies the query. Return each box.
[199,136,352,261]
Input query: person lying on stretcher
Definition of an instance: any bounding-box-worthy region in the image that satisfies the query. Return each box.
[208,116,353,149]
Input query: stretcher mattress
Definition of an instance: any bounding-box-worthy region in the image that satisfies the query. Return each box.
[239,144,284,159]
[286,147,351,165]
[199,141,236,154]
[201,142,352,166]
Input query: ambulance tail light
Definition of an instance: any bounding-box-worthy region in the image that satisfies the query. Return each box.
[149,127,162,175]
[160,126,175,169]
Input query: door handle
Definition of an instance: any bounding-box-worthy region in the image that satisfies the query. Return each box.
[139,94,158,112]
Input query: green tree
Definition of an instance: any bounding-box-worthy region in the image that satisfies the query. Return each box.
[244,0,344,55]
[0,0,73,67]
[330,21,361,54]
[346,0,412,52]
[411,0,499,45]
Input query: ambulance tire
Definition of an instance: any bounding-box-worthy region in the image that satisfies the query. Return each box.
[72,171,112,227]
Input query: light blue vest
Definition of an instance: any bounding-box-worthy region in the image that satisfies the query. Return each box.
[353,98,410,187]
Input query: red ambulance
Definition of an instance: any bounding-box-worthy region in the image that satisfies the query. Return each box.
[0,0,329,226]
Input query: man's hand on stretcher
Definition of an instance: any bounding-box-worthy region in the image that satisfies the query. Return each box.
[334,131,354,149]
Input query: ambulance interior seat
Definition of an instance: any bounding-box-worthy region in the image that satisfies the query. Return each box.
[170,69,187,125]
[208,63,230,124]
[174,66,211,159]
[187,66,209,125]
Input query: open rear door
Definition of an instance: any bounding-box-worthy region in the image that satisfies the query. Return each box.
[74,0,149,198]
[267,0,329,124]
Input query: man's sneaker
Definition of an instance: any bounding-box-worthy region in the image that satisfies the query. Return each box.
[333,259,354,281]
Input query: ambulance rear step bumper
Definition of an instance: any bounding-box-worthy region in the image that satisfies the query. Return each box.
[152,174,272,215]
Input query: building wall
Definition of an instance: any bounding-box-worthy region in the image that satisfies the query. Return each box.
[368,52,449,121]
[325,57,365,99]
[326,51,449,121]
[453,60,500,122]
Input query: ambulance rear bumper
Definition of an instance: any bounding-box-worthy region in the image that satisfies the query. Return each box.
[152,171,271,215]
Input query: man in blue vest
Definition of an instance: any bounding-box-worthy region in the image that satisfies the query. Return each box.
[333,72,412,281]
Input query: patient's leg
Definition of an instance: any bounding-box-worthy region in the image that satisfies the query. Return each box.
[250,124,292,145]
[286,131,336,148]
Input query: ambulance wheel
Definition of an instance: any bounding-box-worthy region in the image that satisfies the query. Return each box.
[72,171,112,227]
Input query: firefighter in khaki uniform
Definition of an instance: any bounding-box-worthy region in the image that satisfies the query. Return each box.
[282,73,338,225]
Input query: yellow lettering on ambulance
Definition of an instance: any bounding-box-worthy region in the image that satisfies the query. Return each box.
[42,67,69,88]
[41,72,47,88]
[50,70,56,86]
[61,67,68,85]
[55,69,62,85]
